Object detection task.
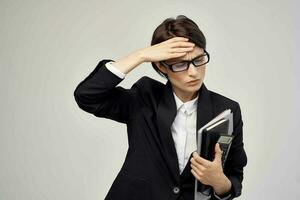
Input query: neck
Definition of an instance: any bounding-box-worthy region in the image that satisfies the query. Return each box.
[173,88,198,103]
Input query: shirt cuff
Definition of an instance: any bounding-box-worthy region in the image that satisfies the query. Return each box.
[213,191,232,200]
[105,61,126,79]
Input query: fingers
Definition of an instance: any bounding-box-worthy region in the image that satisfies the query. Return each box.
[169,36,189,42]
[216,143,222,154]
[192,152,210,165]
[191,152,211,168]
[170,41,195,49]
[168,40,195,58]
[153,36,195,61]
[191,159,206,171]
[191,168,202,181]
[190,156,208,184]
[167,37,195,47]
[169,52,188,59]
[170,46,194,54]
[214,143,223,162]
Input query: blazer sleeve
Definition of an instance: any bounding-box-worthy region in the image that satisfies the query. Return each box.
[222,103,248,199]
[73,59,139,123]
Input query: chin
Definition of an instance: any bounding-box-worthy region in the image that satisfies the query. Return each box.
[184,85,201,94]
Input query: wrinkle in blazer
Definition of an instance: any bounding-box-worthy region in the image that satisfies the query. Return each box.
[73,59,247,200]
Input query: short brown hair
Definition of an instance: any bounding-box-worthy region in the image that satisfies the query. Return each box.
[151,15,207,79]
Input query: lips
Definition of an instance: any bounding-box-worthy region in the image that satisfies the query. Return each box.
[187,79,200,83]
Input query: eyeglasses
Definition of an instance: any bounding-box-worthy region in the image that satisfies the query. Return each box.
[159,50,210,72]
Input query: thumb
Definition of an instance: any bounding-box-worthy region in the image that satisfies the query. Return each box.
[214,143,223,162]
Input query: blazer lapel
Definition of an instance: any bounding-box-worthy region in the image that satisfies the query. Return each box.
[156,80,179,183]
[156,81,216,184]
[180,83,215,180]
[196,83,215,141]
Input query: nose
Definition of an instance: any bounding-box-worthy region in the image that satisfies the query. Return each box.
[187,63,198,76]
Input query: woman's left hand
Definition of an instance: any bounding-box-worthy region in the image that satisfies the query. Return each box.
[190,143,232,195]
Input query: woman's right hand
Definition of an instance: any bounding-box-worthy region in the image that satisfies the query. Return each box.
[139,37,195,63]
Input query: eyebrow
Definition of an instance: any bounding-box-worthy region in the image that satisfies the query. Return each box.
[171,53,205,62]
[184,53,206,60]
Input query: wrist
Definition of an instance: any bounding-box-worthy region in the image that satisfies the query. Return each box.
[113,49,144,74]
[212,174,232,196]
[134,48,146,63]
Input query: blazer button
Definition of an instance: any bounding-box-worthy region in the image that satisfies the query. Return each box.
[173,186,180,194]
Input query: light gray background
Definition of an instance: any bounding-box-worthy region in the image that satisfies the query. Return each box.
[1,0,299,199]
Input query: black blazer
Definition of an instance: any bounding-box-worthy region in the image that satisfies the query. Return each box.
[73,59,247,200]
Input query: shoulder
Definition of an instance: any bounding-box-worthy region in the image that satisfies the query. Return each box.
[130,76,165,105]
[209,90,240,108]
[208,89,243,136]
[208,89,242,118]
[133,76,164,90]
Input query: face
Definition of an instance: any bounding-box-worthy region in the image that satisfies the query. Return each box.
[156,46,206,102]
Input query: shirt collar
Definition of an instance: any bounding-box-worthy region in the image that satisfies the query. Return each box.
[173,91,198,115]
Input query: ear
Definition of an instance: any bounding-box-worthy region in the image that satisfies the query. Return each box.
[154,61,168,74]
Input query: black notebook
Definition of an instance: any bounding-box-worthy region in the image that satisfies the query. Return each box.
[197,119,229,192]
[194,109,233,197]
[201,119,229,161]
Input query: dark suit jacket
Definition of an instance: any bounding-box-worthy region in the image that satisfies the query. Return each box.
[73,59,247,200]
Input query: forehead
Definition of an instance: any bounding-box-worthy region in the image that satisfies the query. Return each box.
[167,46,204,62]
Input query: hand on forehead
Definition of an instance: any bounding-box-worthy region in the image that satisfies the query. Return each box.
[168,46,204,63]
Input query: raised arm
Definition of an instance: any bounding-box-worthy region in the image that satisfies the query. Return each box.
[73,37,196,123]
[73,50,144,123]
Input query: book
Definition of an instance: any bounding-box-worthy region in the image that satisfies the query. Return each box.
[194,109,233,198]
[201,118,229,161]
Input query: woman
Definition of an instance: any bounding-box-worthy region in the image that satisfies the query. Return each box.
[74,15,247,200]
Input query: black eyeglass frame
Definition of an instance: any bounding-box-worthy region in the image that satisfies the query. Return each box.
[159,49,210,72]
